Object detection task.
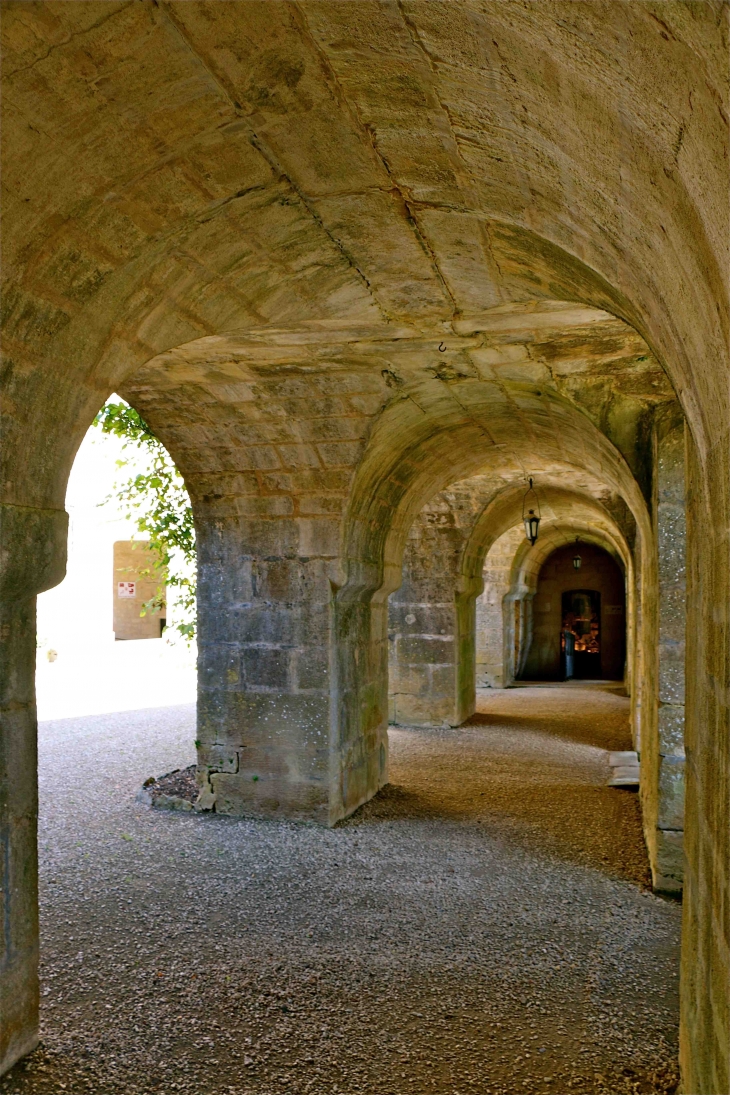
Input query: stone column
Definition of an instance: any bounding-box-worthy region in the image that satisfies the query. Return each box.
[680,425,730,1095]
[0,503,67,1076]
[476,526,525,688]
[193,487,392,826]
[653,413,686,893]
[194,504,347,824]
[388,495,474,727]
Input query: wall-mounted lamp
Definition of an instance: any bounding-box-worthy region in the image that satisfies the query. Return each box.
[573,537,582,570]
[522,478,541,545]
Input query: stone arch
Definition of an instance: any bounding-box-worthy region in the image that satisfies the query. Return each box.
[483,516,632,690]
[507,527,630,684]
[1,6,726,1086]
[386,475,636,726]
[342,343,652,594]
[461,484,641,708]
[335,378,654,782]
[29,297,663,827]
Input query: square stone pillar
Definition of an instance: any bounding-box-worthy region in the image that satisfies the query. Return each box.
[653,413,686,894]
[194,506,388,826]
[388,495,475,727]
[680,427,730,1095]
[0,504,67,1076]
[476,526,526,688]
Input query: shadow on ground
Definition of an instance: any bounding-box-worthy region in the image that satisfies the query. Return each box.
[1,690,679,1095]
[350,686,653,888]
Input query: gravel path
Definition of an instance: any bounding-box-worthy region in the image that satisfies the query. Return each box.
[1,687,680,1095]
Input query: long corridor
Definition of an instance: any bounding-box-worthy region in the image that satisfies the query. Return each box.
[1,687,680,1095]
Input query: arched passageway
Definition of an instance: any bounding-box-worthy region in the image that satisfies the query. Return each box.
[388,478,637,723]
[0,5,726,1093]
[520,543,627,682]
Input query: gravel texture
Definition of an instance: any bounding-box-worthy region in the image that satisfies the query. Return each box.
[1,686,680,1095]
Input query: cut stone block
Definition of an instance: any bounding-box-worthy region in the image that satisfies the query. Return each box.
[653,829,684,893]
[607,750,639,787]
[608,750,639,767]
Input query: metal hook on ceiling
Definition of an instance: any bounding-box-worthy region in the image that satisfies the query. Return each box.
[438,342,446,352]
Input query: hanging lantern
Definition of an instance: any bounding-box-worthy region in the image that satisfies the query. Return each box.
[573,536,582,570]
[522,478,541,545]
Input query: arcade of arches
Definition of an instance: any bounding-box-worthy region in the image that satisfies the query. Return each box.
[0,4,727,1093]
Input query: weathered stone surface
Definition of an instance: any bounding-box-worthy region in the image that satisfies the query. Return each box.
[659,705,686,758]
[476,525,525,688]
[608,773,641,788]
[390,477,637,723]
[608,750,640,788]
[654,829,685,897]
[609,752,640,767]
[152,794,193,813]
[0,505,68,605]
[389,485,483,726]
[658,642,686,706]
[0,506,68,1076]
[0,4,727,1090]
[643,415,687,894]
[658,755,686,833]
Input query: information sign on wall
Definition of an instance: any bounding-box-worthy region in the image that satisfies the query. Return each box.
[113,542,166,640]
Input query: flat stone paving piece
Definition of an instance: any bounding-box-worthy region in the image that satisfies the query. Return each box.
[0,689,680,1095]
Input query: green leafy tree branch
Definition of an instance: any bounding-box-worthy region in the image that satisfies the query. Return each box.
[94,399,197,642]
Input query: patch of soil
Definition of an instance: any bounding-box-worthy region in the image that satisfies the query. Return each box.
[144,764,198,804]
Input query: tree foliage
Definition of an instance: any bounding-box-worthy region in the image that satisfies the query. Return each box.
[94,399,197,642]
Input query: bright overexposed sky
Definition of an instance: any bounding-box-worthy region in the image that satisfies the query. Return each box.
[36,412,197,721]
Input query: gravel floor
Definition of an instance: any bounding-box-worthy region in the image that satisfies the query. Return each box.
[2,686,680,1095]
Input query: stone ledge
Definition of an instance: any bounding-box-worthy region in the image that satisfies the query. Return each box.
[607,750,639,787]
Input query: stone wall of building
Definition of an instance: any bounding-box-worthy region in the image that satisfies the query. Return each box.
[651,413,686,895]
[390,482,639,722]
[388,484,497,727]
[388,494,467,727]
[0,505,67,1074]
[681,429,729,1095]
[195,512,342,824]
[112,540,165,641]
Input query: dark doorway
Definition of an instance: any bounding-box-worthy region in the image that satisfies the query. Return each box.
[561,589,601,679]
[520,543,625,681]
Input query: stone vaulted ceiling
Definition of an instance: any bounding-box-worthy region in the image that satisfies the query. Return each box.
[1,1,725,512]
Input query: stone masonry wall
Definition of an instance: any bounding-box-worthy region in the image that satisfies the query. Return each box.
[388,486,490,727]
[476,525,528,688]
[388,496,464,727]
[1,5,726,1087]
[680,429,729,1095]
[0,504,67,1075]
[653,414,686,894]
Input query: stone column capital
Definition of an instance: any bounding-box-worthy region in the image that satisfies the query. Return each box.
[0,503,68,603]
